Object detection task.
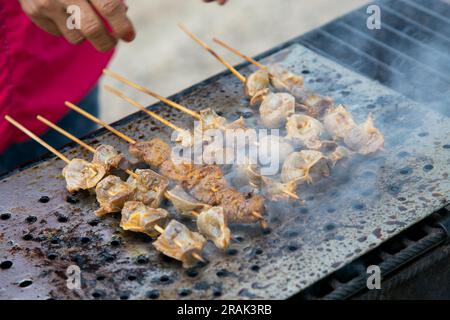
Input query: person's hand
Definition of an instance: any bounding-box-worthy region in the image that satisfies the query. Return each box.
[203,0,228,5]
[18,0,136,52]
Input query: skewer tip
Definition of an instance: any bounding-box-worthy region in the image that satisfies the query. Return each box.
[192,252,206,263]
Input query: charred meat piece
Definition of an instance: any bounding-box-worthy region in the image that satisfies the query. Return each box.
[244,70,270,98]
[159,159,191,183]
[126,169,169,208]
[95,175,135,217]
[344,113,384,155]
[190,173,228,205]
[62,158,107,193]
[92,144,127,171]
[183,164,224,190]
[219,189,265,224]
[197,206,231,249]
[120,201,169,238]
[268,64,304,90]
[129,138,171,168]
[153,220,206,268]
[286,114,324,150]
[165,185,208,218]
[281,150,330,184]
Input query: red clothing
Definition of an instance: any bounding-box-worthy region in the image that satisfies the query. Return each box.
[0,1,114,153]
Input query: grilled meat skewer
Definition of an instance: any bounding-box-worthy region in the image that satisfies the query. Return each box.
[154,220,207,268]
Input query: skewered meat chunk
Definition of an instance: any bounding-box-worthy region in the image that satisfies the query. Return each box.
[202,144,235,165]
[281,150,330,184]
[92,144,127,171]
[258,92,295,128]
[219,189,265,224]
[262,176,297,201]
[153,220,206,268]
[286,114,324,149]
[197,109,247,133]
[126,169,169,208]
[165,185,208,218]
[159,159,194,183]
[184,164,225,190]
[328,146,351,167]
[196,207,231,249]
[258,135,294,165]
[190,173,228,205]
[289,86,333,117]
[343,113,384,155]
[174,129,194,148]
[199,108,227,131]
[120,201,169,238]
[304,95,334,117]
[267,64,304,90]
[244,70,270,98]
[235,159,261,189]
[62,158,107,193]
[95,175,135,217]
[225,116,246,129]
[129,138,171,167]
[323,105,356,139]
[162,159,227,194]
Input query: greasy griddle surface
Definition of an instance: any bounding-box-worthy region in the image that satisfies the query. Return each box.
[0,45,448,299]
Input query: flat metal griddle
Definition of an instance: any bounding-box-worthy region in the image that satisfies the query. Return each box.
[0,44,449,300]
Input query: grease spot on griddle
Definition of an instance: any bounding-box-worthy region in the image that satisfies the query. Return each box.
[146,290,159,299]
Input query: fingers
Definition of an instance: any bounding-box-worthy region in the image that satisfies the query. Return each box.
[203,0,228,5]
[18,0,60,35]
[89,0,136,42]
[77,0,119,51]
[27,15,62,36]
[20,0,85,44]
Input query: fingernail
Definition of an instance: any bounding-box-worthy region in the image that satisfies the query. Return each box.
[124,30,135,42]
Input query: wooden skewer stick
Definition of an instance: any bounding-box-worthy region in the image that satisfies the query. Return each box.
[37,115,96,153]
[213,38,269,73]
[153,224,206,263]
[191,210,200,218]
[5,115,70,164]
[36,115,138,178]
[252,211,269,230]
[213,38,291,91]
[282,189,301,201]
[65,102,137,146]
[178,24,246,83]
[104,85,185,133]
[103,69,202,121]
[65,101,137,145]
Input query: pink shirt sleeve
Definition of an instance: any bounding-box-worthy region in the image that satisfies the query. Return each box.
[0,1,114,153]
